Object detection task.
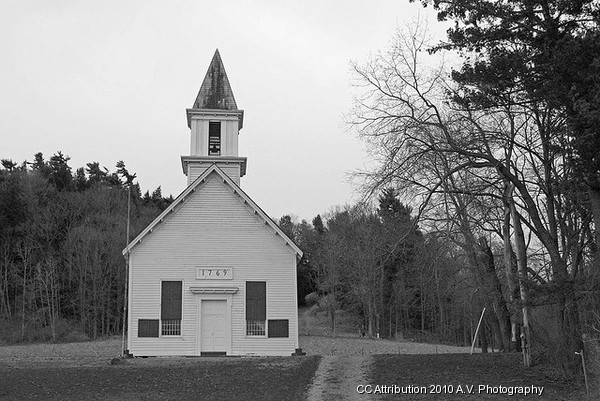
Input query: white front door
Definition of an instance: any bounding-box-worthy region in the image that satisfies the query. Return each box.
[200,300,228,353]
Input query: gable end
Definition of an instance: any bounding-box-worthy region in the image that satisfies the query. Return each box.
[122,164,302,259]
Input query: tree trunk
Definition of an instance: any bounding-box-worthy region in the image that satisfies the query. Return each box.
[503,183,520,351]
[367,302,374,337]
[396,265,407,338]
[480,319,489,354]
[0,243,13,319]
[394,306,404,340]
[435,261,446,341]
[510,202,531,366]
[463,304,469,346]
[330,306,336,335]
[587,184,600,270]
[18,241,33,342]
[478,237,512,352]
[420,280,425,332]
[500,162,583,364]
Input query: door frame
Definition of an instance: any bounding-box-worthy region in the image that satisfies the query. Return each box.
[196,295,232,355]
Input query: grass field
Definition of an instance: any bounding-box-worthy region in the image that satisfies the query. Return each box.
[0,308,592,400]
[0,355,320,401]
[372,353,586,400]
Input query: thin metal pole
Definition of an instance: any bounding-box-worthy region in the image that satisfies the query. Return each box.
[121,254,129,356]
[121,186,131,357]
[576,350,589,395]
[470,307,486,355]
[126,185,131,246]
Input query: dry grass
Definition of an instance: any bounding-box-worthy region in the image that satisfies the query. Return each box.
[298,306,473,356]
[300,335,472,356]
[373,353,586,400]
[0,333,471,369]
[299,306,360,337]
[0,336,123,368]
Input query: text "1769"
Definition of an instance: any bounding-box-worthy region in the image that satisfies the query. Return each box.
[197,267,233,280]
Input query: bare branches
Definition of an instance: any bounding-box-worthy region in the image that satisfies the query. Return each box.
[348,17,593,292]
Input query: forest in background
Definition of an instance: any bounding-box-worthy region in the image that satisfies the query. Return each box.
[281,191,474,345]
[0,153,172,343]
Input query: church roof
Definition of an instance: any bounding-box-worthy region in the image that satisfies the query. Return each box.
[122,164,303,259]
[192,49,238,110]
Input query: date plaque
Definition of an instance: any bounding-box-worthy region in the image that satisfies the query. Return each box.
[196,267,233,280]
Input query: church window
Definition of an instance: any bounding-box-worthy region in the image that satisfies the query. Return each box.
[208,121,221,155]
[161,281,182,336]
[246,281,266,336]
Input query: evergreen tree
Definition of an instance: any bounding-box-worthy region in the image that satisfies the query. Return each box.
[85,162,107,186]
[48,152,73,191]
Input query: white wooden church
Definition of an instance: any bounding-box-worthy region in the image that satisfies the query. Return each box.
[123,50,302,356]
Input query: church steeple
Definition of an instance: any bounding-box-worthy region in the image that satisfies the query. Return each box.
[192,49,238,111]
[182,50,247,186]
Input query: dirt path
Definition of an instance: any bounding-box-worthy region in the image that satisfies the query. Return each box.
[307,355,377,401]
[300,307,473,400]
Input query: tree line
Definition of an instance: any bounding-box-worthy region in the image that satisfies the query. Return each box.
[0,153,172,342]
[281,190,484,347]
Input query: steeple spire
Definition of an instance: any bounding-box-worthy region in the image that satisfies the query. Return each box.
[183,50,247,186]
[192,49,238,111]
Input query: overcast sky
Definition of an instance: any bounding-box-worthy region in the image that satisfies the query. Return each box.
[1,0,446,221]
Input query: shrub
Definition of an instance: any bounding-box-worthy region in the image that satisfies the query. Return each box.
[0,317,89,344]
[304,292,319,306]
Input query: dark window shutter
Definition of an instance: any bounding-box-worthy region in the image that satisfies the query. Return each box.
[161,281,182,320]
[246,281,266,320]
[138,319,159,337]
[268,320,289,338]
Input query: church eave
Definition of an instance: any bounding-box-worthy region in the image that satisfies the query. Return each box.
[186,108,244,129]
[181,156,247,177]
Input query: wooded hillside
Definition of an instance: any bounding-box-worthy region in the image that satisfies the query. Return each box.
[0,153,171,342]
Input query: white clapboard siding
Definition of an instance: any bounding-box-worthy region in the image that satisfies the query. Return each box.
[128,171,298,356]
